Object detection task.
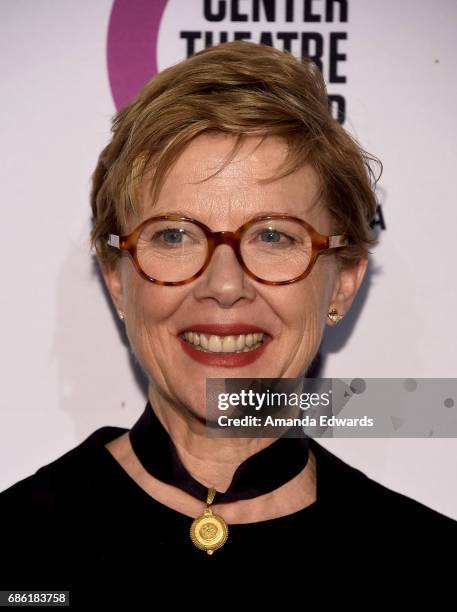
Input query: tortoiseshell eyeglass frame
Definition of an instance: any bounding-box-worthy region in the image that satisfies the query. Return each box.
[107,214,351,286]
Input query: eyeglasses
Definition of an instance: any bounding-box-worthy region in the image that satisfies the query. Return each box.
[107,214,350,286]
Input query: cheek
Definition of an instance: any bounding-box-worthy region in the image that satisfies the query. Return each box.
[277,265,333,366]
[123,276,179,351]
[284,276,329,332]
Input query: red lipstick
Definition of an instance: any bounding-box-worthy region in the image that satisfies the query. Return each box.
[176,323,273,368]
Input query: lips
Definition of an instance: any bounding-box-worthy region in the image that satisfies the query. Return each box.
[177,323,271,336]
[177,333,272,367]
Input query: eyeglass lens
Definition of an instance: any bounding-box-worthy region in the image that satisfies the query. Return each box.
[136,218,313,283]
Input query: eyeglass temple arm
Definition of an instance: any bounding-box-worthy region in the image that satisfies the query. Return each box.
[328,234,350,248]
[107,234,121,249]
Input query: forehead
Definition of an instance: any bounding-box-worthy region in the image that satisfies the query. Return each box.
[137,133,325,226]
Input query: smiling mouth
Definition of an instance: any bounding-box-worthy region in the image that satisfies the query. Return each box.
[179,331,268,354]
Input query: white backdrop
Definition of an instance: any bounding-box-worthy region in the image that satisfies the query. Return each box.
[1,0,456,520]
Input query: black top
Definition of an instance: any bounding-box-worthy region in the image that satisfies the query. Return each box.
[0,424,456,605]
[128,401,311,503]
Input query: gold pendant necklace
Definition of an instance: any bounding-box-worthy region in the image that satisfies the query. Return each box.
[190,487,229,555]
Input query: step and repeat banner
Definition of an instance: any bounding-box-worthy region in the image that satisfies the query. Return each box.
[1,0,456,518]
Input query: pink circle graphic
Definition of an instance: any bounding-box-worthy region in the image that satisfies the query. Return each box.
[107,0,168,111]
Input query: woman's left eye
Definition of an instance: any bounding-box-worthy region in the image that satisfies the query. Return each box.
[259,229,294,244]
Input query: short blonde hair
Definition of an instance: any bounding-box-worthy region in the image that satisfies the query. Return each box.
[90,40,382,269]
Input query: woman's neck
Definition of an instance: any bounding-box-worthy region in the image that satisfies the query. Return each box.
[149,388,278,492]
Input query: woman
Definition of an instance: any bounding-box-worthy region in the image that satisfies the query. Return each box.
[1,41,455,603]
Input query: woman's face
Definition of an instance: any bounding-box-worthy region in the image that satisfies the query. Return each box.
[104,133,366,419]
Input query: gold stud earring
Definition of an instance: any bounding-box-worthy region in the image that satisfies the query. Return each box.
[117,309,125,321]
[327,307,344,323]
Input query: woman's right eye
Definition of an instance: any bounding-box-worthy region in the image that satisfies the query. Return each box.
[153,228,184,245]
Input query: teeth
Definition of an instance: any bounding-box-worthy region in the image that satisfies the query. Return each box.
[235,334,245,351]
[222,336,236,353]
[208,335,222,352]
[245,333,254,347]
[182,331,266,353]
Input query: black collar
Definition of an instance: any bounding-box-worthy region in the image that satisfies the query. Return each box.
[128,401,310,504]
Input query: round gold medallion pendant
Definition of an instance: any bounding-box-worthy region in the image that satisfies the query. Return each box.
[190,506,229,555]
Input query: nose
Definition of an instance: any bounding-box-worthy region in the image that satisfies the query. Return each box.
[193,240,256,307]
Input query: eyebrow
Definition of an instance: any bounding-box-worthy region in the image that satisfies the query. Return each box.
[153,208,313,223]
